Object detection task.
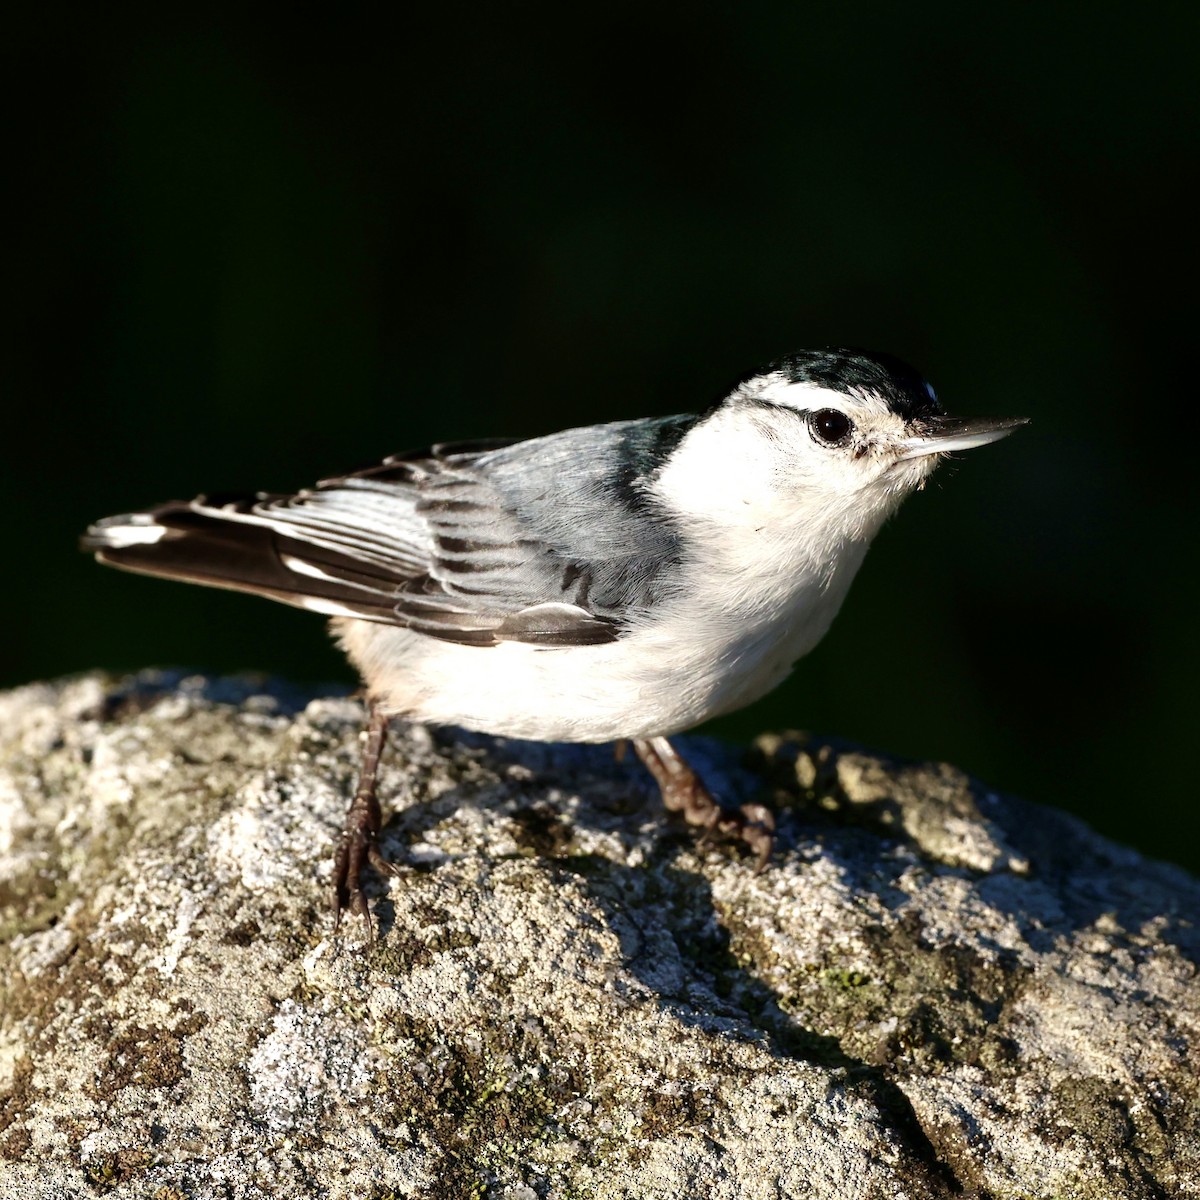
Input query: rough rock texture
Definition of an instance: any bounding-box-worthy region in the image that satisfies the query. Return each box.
[0,671,1197,1200]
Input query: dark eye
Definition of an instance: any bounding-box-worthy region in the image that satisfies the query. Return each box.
[809,408,853,445]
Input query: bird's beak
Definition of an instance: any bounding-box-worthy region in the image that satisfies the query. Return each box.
[896,415,1030,460]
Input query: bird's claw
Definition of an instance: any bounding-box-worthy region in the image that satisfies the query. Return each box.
[732,802,775,873]
[632,737,776,870]
[698,798,775,870]
[332,830,399,941]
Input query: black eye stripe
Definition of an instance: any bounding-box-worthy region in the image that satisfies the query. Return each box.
[739,398,856,447]
[742,398,817,421]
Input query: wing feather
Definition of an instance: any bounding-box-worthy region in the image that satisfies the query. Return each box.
[84,427,695,647]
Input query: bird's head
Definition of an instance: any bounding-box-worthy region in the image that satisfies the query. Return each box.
[654,348,1027,547]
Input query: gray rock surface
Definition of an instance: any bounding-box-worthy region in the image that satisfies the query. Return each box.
[0,671,1197,1199]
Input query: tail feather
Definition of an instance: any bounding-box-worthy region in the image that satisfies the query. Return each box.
[82,502,402,623]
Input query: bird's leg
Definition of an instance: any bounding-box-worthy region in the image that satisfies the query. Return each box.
[332,699,397,939]
[631,736,775,870]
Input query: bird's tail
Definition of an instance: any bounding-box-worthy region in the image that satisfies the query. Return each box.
[81,499,400,622]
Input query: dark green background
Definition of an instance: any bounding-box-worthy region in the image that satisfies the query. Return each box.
[7,8,1197,872]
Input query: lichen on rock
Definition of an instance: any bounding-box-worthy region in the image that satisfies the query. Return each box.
[0,672,1197,1199]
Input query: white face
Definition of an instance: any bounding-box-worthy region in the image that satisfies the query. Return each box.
[654,372,940,545]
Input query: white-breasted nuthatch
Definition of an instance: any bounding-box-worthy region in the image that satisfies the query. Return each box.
[83,348,1026,934]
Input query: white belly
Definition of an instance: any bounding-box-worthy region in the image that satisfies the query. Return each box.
[332,547,864,742]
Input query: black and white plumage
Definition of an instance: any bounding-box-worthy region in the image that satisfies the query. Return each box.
[84,348,1026,935]
[85,421,691,649]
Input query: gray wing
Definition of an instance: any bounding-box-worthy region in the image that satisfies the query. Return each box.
[83,417,695,648]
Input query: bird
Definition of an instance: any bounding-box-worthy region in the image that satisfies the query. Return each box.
[82,347,1027,936]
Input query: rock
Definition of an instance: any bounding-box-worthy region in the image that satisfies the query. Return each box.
[0,671,1197,1199]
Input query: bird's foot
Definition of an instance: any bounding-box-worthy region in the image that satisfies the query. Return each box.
[331,701,396,941]
[631,736,775,870]
[699,801,776,872]
[331,808,399,942]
